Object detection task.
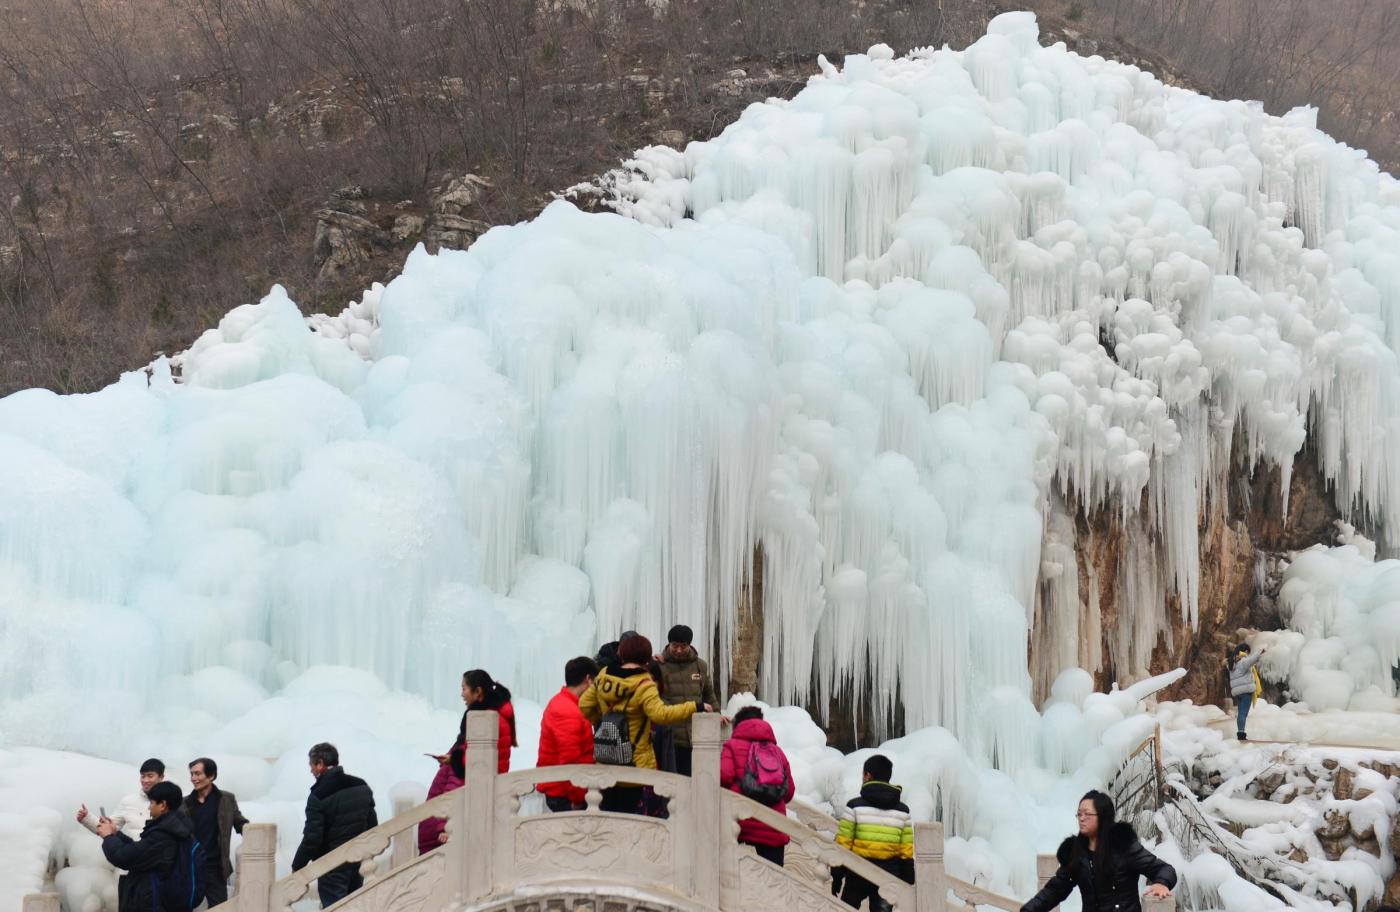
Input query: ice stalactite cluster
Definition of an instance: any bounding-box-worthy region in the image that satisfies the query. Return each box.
[597,11,1400,706]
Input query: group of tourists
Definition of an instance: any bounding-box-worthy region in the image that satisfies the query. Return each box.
[77,757,253,911]
[78,623,1187,912]
[77,748,377,910]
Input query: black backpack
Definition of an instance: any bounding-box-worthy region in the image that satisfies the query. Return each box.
[594,687,644,766]
[156,835,208,911]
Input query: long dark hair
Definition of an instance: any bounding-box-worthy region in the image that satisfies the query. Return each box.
[461,669,515,741]
[1226,643,1248,672]
[1072,790,1117,889]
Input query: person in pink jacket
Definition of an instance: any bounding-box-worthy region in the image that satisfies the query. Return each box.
[719,706,796,866]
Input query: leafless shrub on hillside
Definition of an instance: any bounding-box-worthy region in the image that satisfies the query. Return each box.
[1069,0,1400,169]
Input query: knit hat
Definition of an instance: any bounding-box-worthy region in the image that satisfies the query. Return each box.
[667,624,693,645]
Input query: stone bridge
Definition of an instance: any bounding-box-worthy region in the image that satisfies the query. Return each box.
[25,713,1173,912]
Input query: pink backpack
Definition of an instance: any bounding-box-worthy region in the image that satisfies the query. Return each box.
[739,741,789,806]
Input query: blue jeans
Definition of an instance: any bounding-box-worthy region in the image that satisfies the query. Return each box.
[1236,694,1253,732]
[317,862,364,908]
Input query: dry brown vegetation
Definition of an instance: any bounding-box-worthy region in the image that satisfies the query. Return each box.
[1048,0,1400,171]
[0,0,1394,396]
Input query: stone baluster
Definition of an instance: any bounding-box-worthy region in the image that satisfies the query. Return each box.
[390,793,417,867]
[1144,895,1176,912]
[21,895,60,912]
[914,822,947,912]
[455,708,500,901]
[1036,853,1060,912]
[691,711,723,907]
[233,823,278,912]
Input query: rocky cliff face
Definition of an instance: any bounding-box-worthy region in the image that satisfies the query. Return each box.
[723,448,1344,750]
[1152,449,1340,709]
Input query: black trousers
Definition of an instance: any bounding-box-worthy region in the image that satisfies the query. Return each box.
[317,861,364,908]
[837,872,894,911]
[545,795,578,812]
[749,842,785,866]
[673,745,693,777]
[204,863,228,907]
[600,785,644,814]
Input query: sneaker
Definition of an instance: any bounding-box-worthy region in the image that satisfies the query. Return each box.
[1237,731,1246,741]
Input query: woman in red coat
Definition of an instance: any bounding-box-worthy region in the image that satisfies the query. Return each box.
[720,705,796,866]
[419,669,517,853]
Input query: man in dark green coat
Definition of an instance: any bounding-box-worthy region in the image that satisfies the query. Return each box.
[659,624,718,776]
[291,742,378,907]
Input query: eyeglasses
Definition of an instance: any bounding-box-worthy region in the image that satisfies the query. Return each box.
[1076,812,1098,819]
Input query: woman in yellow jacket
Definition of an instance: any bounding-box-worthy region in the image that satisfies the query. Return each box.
[580,633,712,813]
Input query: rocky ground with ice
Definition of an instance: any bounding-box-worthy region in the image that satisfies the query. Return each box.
[4,8,1400,911]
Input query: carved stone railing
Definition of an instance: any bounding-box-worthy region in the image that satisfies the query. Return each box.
[30,713,1125,912]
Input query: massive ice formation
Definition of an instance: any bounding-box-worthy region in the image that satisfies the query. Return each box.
[598,13,1400,707]
[3,8,1400,907]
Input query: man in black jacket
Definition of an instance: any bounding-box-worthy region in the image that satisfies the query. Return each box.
[97,781,192,911]
[292,742,378,907]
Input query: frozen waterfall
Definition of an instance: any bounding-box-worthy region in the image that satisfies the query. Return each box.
[4,9,1400,908]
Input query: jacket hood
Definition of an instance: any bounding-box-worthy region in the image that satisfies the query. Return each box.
[859,780,904,809]
[1055,821,1140,865]
[601,663,649,683]
[731,718,777,742]
[149,807,193,840]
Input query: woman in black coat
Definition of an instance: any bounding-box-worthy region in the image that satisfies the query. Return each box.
[1022,791,1176,912]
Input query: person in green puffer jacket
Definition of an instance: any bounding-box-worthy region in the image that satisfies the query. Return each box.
[658,624,718,776]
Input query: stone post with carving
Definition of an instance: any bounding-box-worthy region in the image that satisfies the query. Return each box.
[391,793,417,867]
[456,708,500,902]
[21,895,59,912]
[233,823,277,912]
[691,711,723,907]
[1036,853,1059,912]
[914,822,947,912]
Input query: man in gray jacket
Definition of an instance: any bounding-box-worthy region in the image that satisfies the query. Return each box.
[658,624,718,776]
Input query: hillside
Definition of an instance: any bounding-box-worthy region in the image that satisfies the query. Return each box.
[0,0,1321,398]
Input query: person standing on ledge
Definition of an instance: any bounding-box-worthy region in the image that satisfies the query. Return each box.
[1020,790,1175,912]
[182,757,248,908]
[291,742,378,908]
[1227,642,1266,741]
[659,624,718,776]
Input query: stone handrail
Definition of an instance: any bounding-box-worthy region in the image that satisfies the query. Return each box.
[266,788,458,909]
[31,712,1167,912]
[719,791,919,909]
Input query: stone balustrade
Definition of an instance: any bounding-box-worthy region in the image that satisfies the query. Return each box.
[27,713,1178,912]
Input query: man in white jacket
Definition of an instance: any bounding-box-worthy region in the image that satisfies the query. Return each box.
[75,758,166,840]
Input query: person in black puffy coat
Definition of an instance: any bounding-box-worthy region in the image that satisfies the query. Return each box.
[292,742,378,907]
[97,781,191,912]
[1021,791,1175,912]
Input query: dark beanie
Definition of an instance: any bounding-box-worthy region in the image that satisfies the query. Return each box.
[667,624,693,645]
